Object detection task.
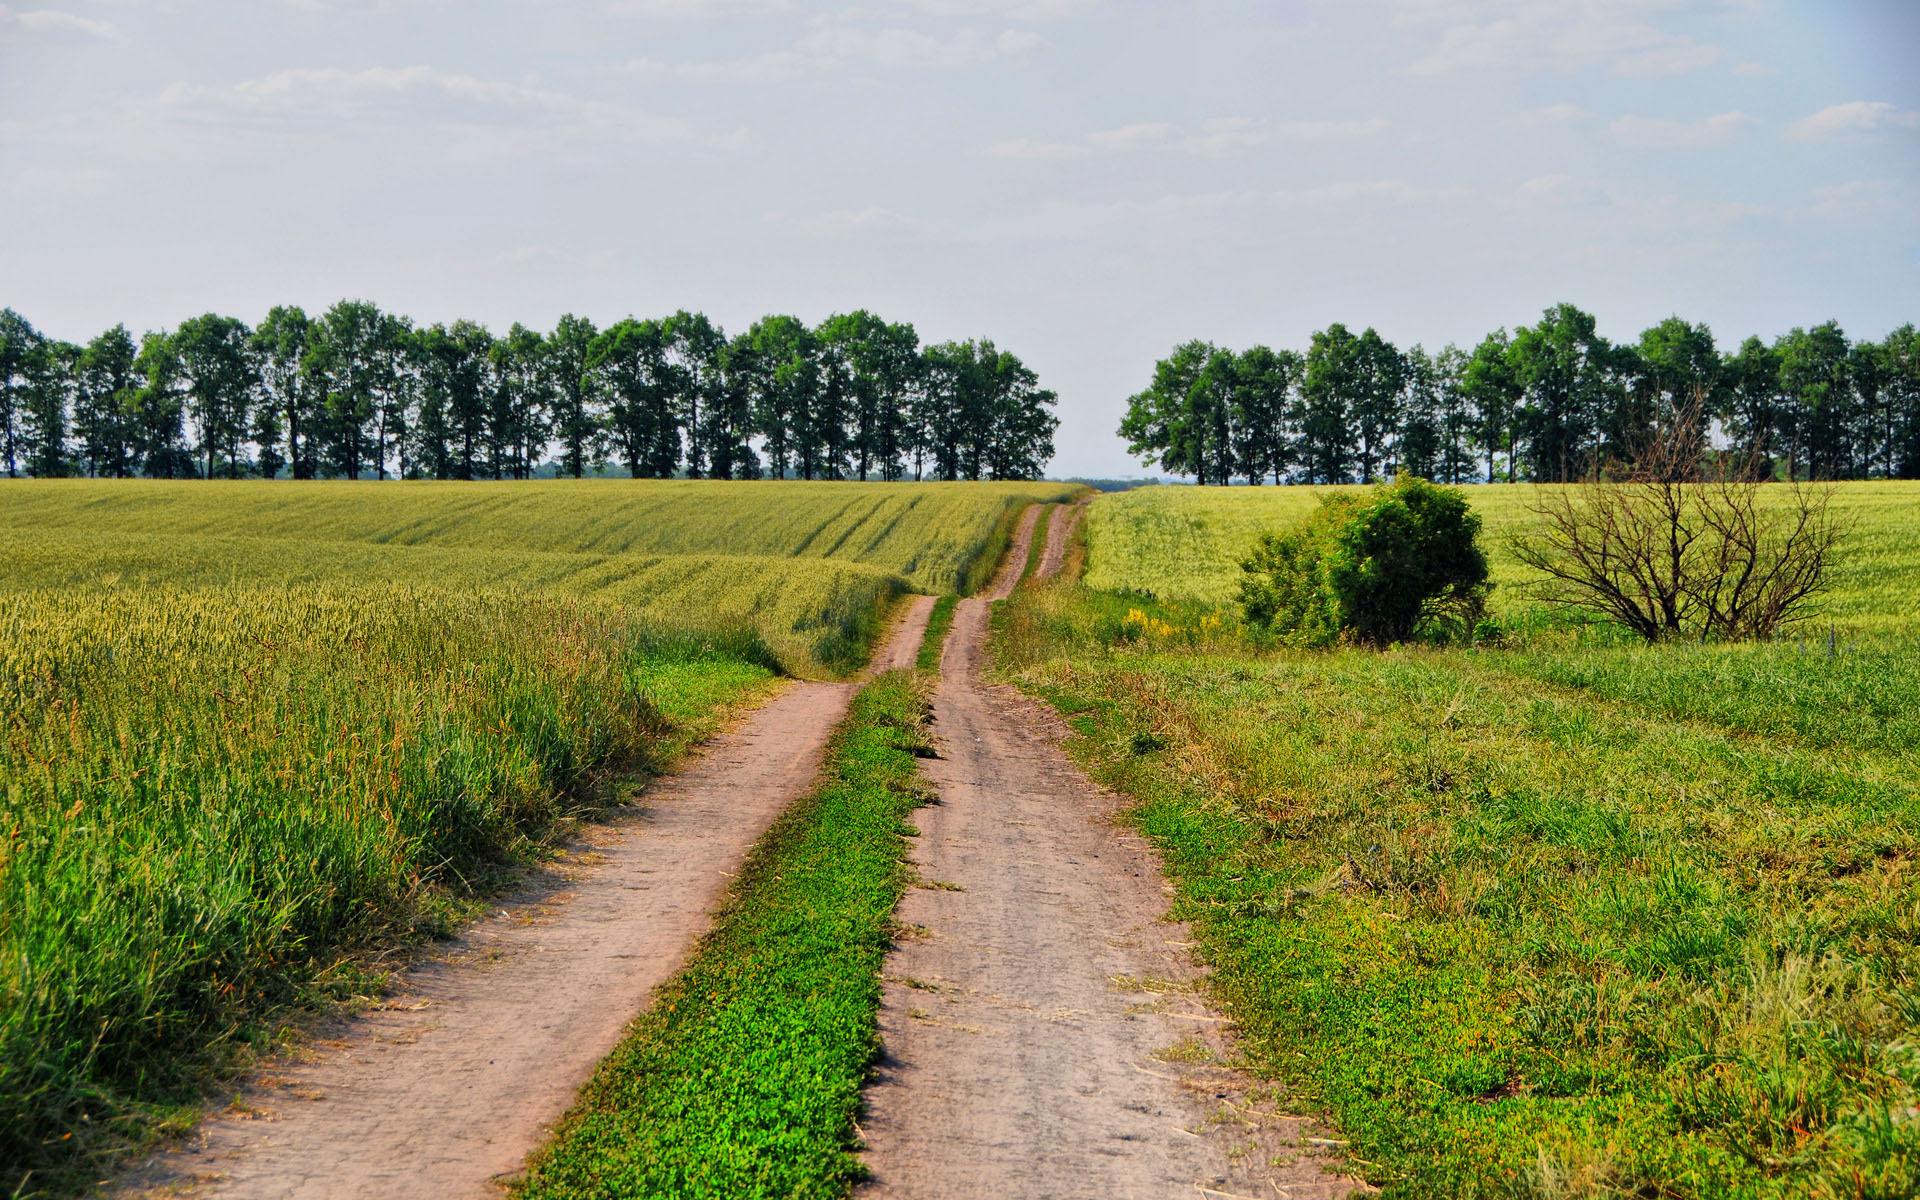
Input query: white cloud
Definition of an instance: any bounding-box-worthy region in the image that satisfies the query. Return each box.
[0,6,119,39]
[642,19,1047,82]
[1081,116,1387,155]
[887,0,1096,17]
[153,66,693,151]
[767,206,920,237]
[1368,0,1734,78]
[1785,101,1920,142]
[1519,173,1608,206]
[981,136,1089,159]
[1612,34,1722,76]
[1808,180,1916,219]
[1087,121,1181,149]
[1609,110,1753,149]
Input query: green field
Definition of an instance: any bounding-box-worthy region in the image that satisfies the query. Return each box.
[1085,482,1920,634]
[1000,483,1920,1198]
[0,479,1068,1193]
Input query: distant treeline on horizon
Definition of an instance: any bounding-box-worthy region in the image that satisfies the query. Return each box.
[0,305,1059,484]
[1122,304,1920,485]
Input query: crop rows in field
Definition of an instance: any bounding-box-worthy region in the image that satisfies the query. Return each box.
[1083,481,1920,634]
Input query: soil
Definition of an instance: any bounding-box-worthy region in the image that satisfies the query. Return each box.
[856,506,1359,1200]
[117,596,936,1200]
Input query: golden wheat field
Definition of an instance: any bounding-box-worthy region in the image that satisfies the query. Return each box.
[1084,481,1920,633]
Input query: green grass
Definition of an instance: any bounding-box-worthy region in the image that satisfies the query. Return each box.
[918,595,959,671]
[515,670,934,1200]
[0,585,774,1195]
[996,578,1920,1199]
[1085,482,1920,634]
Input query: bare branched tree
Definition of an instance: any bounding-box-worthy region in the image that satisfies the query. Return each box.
[1509,395,1845,642]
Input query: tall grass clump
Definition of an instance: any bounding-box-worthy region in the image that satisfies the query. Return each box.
[0,584,771,1191]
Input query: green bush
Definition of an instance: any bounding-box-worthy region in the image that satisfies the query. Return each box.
[1237,475,1491,646]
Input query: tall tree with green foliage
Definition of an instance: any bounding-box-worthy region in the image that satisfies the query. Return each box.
[1297,325,1363,483]
[170,313,257,478]
[130,330,195,479]
[308,300,383,479]
[1118,339,1213,483]
[593,318,680,479]
[1226,344,1298,484]
[74,325,139,478]
[1509,303,1624,482]
[252,306,314,479]
[1776,321,1853,480]
[1461,329,1521,483]
[0,308,40,478]
[545,314,602,478]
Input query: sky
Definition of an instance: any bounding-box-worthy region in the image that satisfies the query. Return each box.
[2,0,1916,478]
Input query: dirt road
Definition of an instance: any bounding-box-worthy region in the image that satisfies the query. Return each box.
[858,506,1354,1200]
[124,596,935,1200]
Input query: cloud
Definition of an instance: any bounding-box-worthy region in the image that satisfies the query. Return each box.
[152,66,693,154]
[640,19,1048,82]
[981,136,1089,159]
[1609,110,1753,149]
[1785,101,1920,142]
[1368,0,1734,78]
[1808,180,1916,219]
[766,206,920,237]
[1081,116,1387,154]
[0,6,119,39]
[1519,173,1609,206]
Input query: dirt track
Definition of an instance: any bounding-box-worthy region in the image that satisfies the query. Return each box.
[858,505,1354,1199]
[122,596,935,1200]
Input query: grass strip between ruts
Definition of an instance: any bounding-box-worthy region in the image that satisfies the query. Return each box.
[917,595,959,671]
[514,668,935,1199]
[1021,502,1053,584]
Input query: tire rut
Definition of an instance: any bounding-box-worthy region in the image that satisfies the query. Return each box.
[117,596,937,1200]
[858,504,1358,1200]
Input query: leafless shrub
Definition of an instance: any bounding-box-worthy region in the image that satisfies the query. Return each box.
[1509,397,1845,642]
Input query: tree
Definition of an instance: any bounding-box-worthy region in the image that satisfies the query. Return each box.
[21,337,77,477]
[1885,325,1920,479]
[1509,303,1623,482]
[1776,322,1852,480]
[1461,329,1521,482]
[171,313,257,478]
[492,323,548,479]
[1350,327,1407,482]
[130,330,195,479]
[1511,402,1843,641]
[980,345,1058,481]
[1630,317,1724,460]
[308,300,382,479]
[546,314,602,478]
[74,325,139,478]
[1432,344,1477,485]
[667,310,727,479]
[0,309,40,478]
[1396,345,1443,481]
[1118,340,1213,482]
[253,305,315,479]
[370,311,417,480]
[1226,345,1298,485]
[1297,325,1361,483]
[592,317,679,478]
[1722,336,1784,479]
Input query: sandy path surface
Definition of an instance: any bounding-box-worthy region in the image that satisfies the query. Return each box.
[122,595,936,1200]
[858,506,1356,1200]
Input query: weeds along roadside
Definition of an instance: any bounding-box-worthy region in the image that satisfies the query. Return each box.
[990,564,1920,1197]
[0,585,776,1196]
[515,665,937,1200]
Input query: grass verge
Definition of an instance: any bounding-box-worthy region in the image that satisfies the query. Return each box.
[515,669,934,1200]
[917,595,959,671]
[995,579,1920,1200]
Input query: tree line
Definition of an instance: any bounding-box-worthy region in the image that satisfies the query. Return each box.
[1121,303,1920,485]
[0,305,1060,483]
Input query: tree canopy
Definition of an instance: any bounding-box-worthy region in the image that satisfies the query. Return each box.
[0,304,1059,482]
[1121,306,1920,484]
